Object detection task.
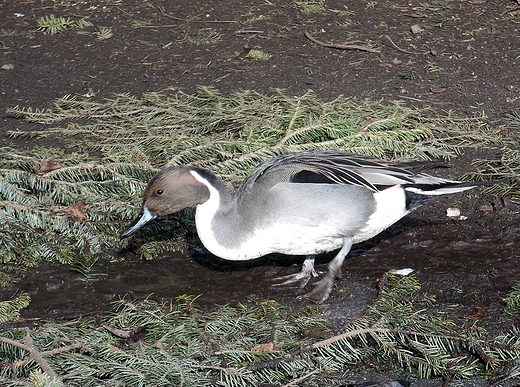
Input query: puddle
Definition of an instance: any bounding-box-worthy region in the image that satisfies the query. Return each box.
[1,253,295,322]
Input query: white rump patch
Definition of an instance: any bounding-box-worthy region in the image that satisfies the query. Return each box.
[357,185,408,242]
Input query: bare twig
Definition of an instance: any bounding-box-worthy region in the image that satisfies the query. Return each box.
[247,327,384,372]
[304,31,380,53]
[236,29,264,34]
[404,12,429,18]
[134,24,181,28]
[103,324,136,338]
[0,329,65,386]
[491,368,520,386]
[501,0,520,15]
[384,35,424,55]
[159,10,238,23]
[23,328,64,385]
[281,368,321,386]
[398,95,427,103]
[0,335,31,351]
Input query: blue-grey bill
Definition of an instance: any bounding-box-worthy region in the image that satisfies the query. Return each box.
[120,206,156,238]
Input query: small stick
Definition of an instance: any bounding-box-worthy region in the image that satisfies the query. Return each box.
[23,328,64,385]
[0,330,65,386]
[134,24,181,28]
[501,6,520,16]
[281,369,321,387]
[399,95,427,103]
[384,35,423,55]
[160,10,238,23]
[236,29,264,34]
[304,31,380,53]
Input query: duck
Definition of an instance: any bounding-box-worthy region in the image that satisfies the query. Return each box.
[121,151,494,303]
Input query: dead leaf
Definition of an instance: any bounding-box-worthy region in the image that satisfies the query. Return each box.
[251,341,284,352]
[359,116,379,127]
[430,85,445,94]
[64,202,89,220]
[460,306,487,319]
[273,341,284,350]
[410,24,423,34]
[479,204,494,212]
[1,64,14,71]
[34,159,61,175]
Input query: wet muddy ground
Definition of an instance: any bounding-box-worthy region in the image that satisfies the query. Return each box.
[1,0,520,385]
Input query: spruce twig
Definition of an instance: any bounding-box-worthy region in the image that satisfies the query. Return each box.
[305,31,381,53]
[1,274,520,385]
[0,329,66,386]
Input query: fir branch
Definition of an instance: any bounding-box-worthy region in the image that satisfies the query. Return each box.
[0,328,65,386]
[0,293,30,324]
[503,284,520,316]
[1,274,520,385]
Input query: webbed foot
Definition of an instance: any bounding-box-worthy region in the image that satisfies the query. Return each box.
[300,237,353,304]
[301,272,335,304]
[271,256,317,289]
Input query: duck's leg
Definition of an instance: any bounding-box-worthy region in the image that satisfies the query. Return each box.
[271,256,318,288]
[303,237,353,304]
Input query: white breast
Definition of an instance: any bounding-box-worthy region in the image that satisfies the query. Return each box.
[195,214,345,260]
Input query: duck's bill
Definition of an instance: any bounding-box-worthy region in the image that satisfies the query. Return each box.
[120,206,157,238]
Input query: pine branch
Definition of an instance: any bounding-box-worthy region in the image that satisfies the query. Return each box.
[1,275,520,385]
[0,293,30,324]
[0,329,65,386]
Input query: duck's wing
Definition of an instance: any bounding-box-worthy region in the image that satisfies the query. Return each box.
[238,151,421,194]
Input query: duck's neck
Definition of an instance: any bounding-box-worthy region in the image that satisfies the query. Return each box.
[190,169,246,257]
[190,169,233,216]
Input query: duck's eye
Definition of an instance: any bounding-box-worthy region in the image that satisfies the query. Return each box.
[156,189,164,196]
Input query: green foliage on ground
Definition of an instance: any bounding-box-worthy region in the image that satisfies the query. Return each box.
[1,273,519,386]
[503,283,520,317]
[36,14,93,35]
[0,293,31,325]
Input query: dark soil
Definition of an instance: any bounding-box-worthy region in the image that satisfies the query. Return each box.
[1,1,520,386]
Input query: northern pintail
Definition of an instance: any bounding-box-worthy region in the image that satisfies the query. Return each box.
[121,151,494,303]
